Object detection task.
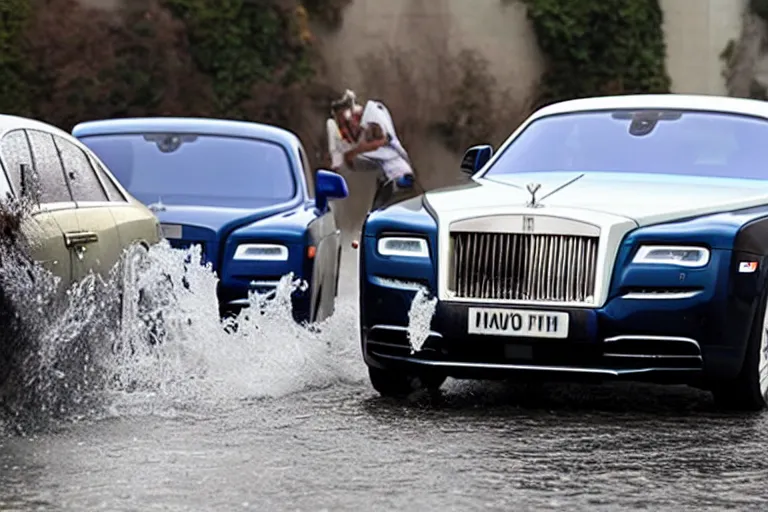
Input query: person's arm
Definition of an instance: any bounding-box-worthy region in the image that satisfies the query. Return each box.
[326,118,345,172]
[342,123,387,166]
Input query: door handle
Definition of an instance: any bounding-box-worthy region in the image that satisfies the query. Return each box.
[64,231,99,248]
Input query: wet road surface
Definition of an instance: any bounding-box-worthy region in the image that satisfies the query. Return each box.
[2,380,768,511]
[1,249,768,511]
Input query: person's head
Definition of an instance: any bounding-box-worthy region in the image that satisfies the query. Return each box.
[331,89,363,141]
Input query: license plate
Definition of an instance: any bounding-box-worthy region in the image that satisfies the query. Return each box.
[468,307,569,339]
[160,223,182,239]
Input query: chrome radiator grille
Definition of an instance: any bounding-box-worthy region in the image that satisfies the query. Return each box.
[449,232,599,303]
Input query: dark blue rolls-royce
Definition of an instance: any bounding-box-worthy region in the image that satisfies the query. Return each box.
[73,118,348,324]
[359,94,768,410]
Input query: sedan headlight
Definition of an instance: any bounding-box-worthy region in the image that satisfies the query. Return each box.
[377,236,429,258]
[233,243,289,261]
[632,245,710,267]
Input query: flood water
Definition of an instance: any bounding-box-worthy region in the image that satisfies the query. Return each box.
[1,241,767,511]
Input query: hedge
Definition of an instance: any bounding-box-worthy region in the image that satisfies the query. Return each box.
[0,0,33,118]
[161,0,317,118]
[523,0,671,106]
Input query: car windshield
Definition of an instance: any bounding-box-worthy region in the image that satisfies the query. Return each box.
[79,133,297,208]
[483,110,768,181]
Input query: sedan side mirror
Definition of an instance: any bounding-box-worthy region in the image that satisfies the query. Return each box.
[315,169,349,211]
[460,144,494,175]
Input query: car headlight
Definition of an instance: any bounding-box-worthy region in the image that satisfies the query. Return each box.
[233,243,289,261]
[632,245,710,267]
[377,236,429,258]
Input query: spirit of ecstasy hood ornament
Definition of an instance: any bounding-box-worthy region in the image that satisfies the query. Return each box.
[526,183,542,208]
[524,173,586,208]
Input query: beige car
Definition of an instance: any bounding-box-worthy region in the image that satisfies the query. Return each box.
[0,114,161,293]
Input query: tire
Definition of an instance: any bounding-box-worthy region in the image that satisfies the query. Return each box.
[368,366,446,398]
[711,292,768,411]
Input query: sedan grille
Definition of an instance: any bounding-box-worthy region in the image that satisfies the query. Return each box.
[449,232,599,303]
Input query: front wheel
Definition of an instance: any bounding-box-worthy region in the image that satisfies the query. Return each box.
[368,366,446,398]
[711,293,768,411]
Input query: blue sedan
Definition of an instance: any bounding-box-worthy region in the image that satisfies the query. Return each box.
[73,118,348,324]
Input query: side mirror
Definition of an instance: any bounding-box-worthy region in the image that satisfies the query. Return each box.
[460,144,493,175]
[315,169,349,211]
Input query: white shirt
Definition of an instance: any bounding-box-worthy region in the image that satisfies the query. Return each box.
[327,100,413,180]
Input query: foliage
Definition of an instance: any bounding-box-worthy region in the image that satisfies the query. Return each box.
[436,49,532,152]
[751,0,768,22]
[522,0,671,106]
[0,0,34,118]
[301,0,352,28]
[23,0,213,130]
[160,0,317,118]
[356,45,531,160]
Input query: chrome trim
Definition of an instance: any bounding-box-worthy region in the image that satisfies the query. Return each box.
[74,201,116,208]
[32,201,77,213]
[603,335,701,349]
[434,205,638,309]
[226,282,282,307]
[449,230,599,303]
[369,324,443,339]
[449,214,600,237]
[442,296,600,308]
[64,231,99,247]
[603,353,702,360]
[370,276,427,292]
[621,290,702,300]
[250,280,280,287]
[372,352,700,376]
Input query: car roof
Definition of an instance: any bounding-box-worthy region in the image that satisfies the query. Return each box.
[71,117,302,149]
[531,93,768,121]
[0,114,79,139]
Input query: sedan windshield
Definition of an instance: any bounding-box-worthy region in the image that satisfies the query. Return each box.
[80,133,297,208]
[483,110,768,181]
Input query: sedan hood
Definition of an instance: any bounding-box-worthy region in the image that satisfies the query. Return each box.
[152,201,296,234]
[425,172,768,226]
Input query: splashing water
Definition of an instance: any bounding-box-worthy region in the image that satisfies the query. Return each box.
[407,288,438,353]
[0,233,365,431]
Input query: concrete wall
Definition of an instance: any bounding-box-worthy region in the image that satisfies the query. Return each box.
[317,0,748,98]
[661,0,747,95]
[315,0,544,99]
[79,0,749,97]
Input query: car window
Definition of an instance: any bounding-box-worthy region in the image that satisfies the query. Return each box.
[299,145,314,197]
[483,110,768,181]
[79,133,298,208]
[26,130,73,204]
[89,157,127,202]
[53,134,109,203]
[0,129,32,196]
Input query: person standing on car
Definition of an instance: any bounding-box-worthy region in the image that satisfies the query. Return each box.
[326,89,417,210]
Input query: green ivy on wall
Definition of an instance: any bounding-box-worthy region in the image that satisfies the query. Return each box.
[161,0,317,118]
[522,0,671,106]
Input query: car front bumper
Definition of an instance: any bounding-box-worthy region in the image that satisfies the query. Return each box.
[360,279,759,384]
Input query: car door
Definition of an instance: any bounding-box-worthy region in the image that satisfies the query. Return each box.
[0,129,77,292]
[300,145,342,322]
[87,153,158,250]
[49,132,122,281]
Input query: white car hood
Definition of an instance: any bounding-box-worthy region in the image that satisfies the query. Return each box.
[424,172,768,226]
